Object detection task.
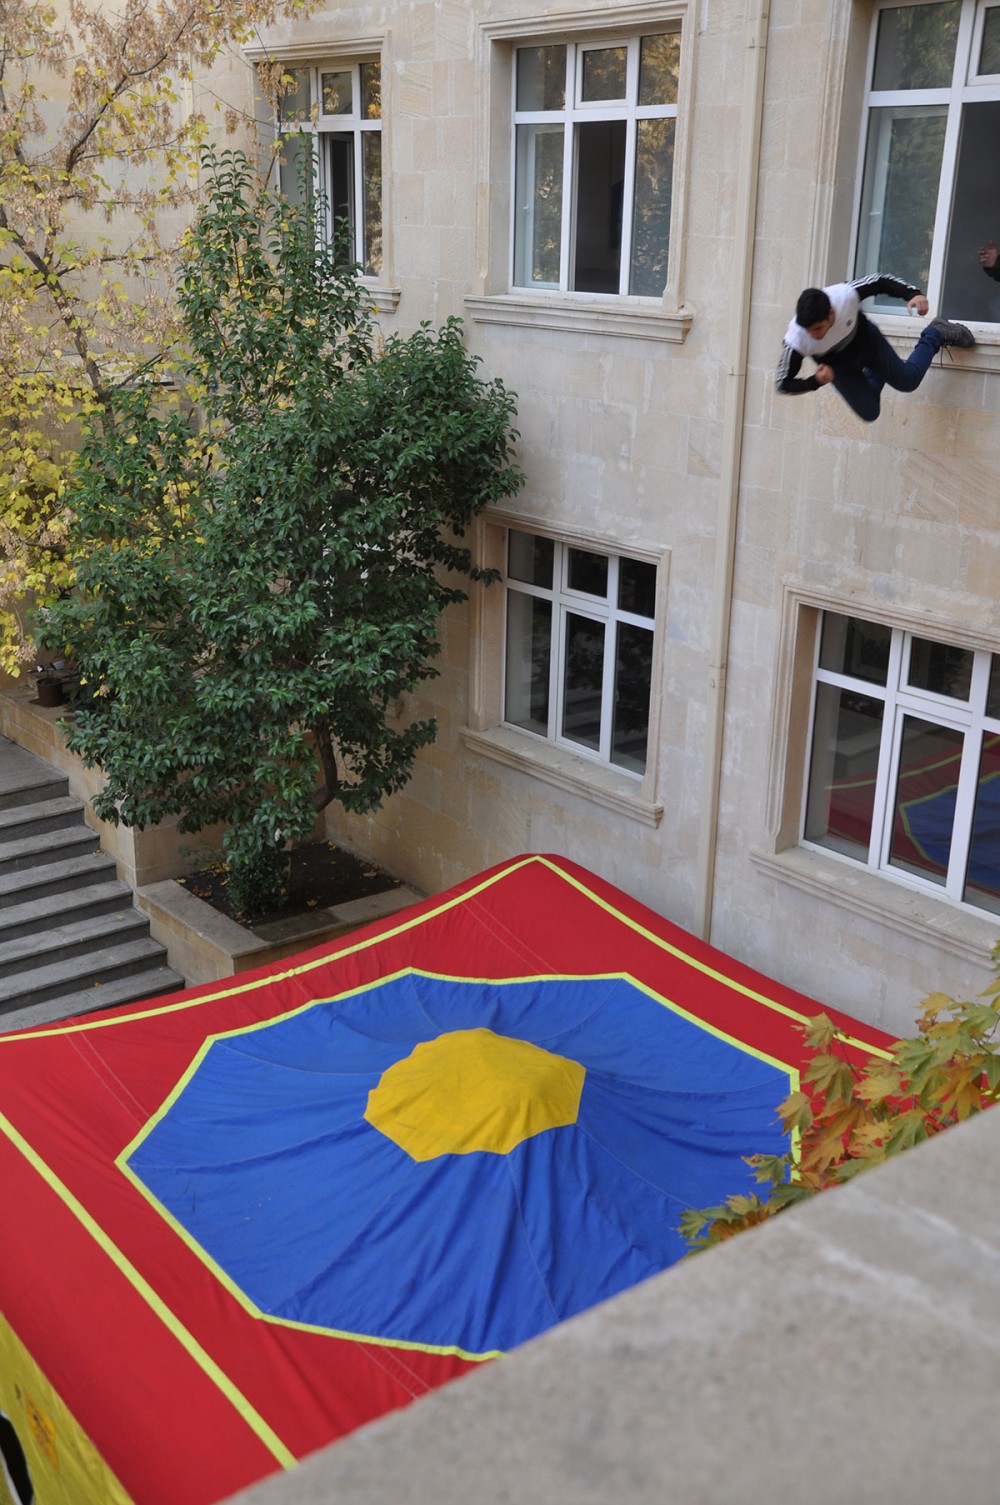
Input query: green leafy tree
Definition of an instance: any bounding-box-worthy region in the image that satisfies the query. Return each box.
[42,150,523,914]
[680,944,1000,1251]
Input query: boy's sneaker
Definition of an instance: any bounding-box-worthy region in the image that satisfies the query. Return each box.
[928,317,975,348]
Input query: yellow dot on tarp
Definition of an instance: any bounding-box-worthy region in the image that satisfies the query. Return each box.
[365,1028,586,1162]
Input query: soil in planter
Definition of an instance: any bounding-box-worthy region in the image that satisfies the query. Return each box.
[177,840,402,927]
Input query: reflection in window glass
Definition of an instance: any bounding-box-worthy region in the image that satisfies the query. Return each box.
[513,124,564,287]
[516,45,566,110]
[805,685,885,861]
[505,594,552,735]
[508,529,554,587]
[278,68,312,120]
[981,7,1000,70]
[907,637,973,699]
[619,558,657,617]
[362,133,382,275]
[987,656,1000,719]
[964,733,1000,914]
[855,105,947,296]
[562,614,605,751]
[819,613,891,684]
[278,132,313,206]
[630,117,674,296]
[360,60,381,118]
[321,71,352,115]
[581,47,627,101]
[612,623,653,772]
[888,716,963,885]
[567,548,609,598]
[638,32,680,106]
[871,1,960,89]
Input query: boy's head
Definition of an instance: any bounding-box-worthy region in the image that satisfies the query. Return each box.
[795,287,834,338]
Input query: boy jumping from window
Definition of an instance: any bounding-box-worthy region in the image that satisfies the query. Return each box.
[775,273,974,423]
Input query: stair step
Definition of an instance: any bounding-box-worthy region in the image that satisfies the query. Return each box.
[0,740,70,811]
[0,965,187,1032]
[0,909,150,980]
[0,936,174,1011]
[0,825,100,878]
[0,852,118,908]
[0,879,136,941]
[0,796,90,843]
[0,773,69,812]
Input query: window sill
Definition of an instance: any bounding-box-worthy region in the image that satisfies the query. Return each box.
[877,314,1000,375]
[461,726,663,827]
[365,285,401,315]
[464,293,692,344]
[750,845,998,970]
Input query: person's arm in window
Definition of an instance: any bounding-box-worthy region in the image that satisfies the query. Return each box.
[979,239,1000,283]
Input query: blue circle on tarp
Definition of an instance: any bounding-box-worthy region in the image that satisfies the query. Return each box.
[126,974,791,1355]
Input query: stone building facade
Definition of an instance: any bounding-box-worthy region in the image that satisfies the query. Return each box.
[213,0,1000,1038]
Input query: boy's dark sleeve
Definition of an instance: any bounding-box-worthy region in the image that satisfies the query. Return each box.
[776,339,820,395]
[850,272,922,304]
[983,260,1000,283]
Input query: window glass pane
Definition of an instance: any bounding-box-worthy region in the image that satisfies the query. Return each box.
[321,70,353,116]
[987,656,1000,719]
[612,623,652,773]
[630,117,673,296]
[805,685,884,860]
[516,45,566,110]
[981,7,1000,72]
[963,732,1000,914]
[818,613,891,685]
[855,105,947,297]
[906,636,973,699]
[362,132,382,276]
[508,530,554,587]
[360,60,381,118]
[618,558,656,618]
[940,100,1000,321]
[580,46,627,102]
[278,132,314,206]
[567,548,609,598]
[871,2,960,90]
[639,32,680,106]
[326,133,355,250]
[505,594,551,734]
[277,67,312,121]
[513,124,563,287]
[573,119,626,293]
[888,716,963,885]
[562,613,605,752]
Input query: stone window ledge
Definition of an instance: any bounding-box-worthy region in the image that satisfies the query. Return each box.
[463,294,692,344]
[750,845,998,971]
[461,726,663,827]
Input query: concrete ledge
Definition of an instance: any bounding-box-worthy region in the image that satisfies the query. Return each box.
[138,878,425,985]
[220,1106,1000,1505]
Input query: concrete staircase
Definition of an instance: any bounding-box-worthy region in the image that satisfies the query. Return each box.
[0,737,185,1032]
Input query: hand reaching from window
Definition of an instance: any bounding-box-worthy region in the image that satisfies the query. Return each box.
[979,239,998,268]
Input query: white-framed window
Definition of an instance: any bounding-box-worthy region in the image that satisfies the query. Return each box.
[512,31,680,297]
[803,611,1000,917]
[274,60,382,276]
[853,0,1000,322]
[504,529,657,774]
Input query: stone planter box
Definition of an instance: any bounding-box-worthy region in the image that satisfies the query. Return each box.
[137,876,424,987]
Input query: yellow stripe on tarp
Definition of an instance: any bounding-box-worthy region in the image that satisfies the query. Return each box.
[0,1112,297,1472]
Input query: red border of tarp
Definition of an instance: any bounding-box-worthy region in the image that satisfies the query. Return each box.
[0,854,894,1504]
